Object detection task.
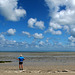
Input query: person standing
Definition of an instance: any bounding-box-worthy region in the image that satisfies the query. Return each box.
[17,54,25,70]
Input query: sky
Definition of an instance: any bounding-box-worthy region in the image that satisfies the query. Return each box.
[0,0,75,51]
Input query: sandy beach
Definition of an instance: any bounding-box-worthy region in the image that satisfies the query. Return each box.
[0,64,75,75]
[0,52,75,75]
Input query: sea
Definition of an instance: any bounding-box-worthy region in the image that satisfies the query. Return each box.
[0,52,75,66]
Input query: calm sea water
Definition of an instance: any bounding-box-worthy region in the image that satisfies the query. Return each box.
[0,52,75,65]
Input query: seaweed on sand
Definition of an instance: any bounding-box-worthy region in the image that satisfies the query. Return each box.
[0,61,12,63]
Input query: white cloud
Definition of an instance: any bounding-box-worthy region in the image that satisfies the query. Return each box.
[28,18,45,30]
[51,29,62,35]
[7,28,16,35]
[46,38,52,43]
[68,36,75,43]
[28,18,37,28]
[45,0,75,35]
[45,28,62,35]
[0,33,75,51]
[63,25,69,32]
[39,41,44,45]
[35,45,39,48]
[0,34,17,48]
[58,42,63,46]
[35,21,45,30]
[52,9,75,25]
[0,34,5,41]
[45,21,62,35]
[0,0,26,21]
[33,33,44,39]
[70,28,75,37]
[50,22,62,29]
[68,42,75,47]
[22,31,31,37]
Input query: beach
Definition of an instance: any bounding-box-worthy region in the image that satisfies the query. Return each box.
[1,64,75,75]
[0,52,75,75]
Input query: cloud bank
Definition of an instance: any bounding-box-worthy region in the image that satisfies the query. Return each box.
[45,0,75,35]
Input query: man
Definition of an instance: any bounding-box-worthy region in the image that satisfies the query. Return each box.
[17,54,25,70]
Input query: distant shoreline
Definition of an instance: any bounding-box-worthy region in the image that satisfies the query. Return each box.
[0,51,75,53]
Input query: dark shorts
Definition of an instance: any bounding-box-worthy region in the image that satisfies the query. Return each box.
[19,62,23,65]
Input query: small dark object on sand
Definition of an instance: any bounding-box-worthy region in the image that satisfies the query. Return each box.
[0,61,12,63]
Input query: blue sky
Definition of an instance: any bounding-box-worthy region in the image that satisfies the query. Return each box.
[0,0,75,51]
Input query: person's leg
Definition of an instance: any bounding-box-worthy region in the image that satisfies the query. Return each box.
[21,64,23,70]
[19,64,21,70]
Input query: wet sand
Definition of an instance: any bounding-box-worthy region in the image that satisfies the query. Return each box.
[0,52,75,75]
[0,63,75,75]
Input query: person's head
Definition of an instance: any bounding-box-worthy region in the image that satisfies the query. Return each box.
[20,54,22,57]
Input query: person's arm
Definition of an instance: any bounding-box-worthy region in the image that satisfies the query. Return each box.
[16,57,19,61]
[16,59,19,60]
[23,57,25,61]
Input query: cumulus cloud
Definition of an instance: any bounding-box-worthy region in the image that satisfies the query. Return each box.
[28,18,37,28]
[33,33,44,39]
[0,0,26,21]
[28,18,45,30]
[0,34,17,48]
[70,42,75,47]
[45,28,62,35]
[0,34,31,49]
[0,33,75,51]
[50,22,62,29]
[63,25,69,32]
[70,28,75,37]
[35,21,45,30]
[68,36,75,43]
[7,28,16,36]
[39,41,44,45]
[46,38,52,43]
[22,31,31,37]
[0,34,5,41]
[45,0,75,35]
